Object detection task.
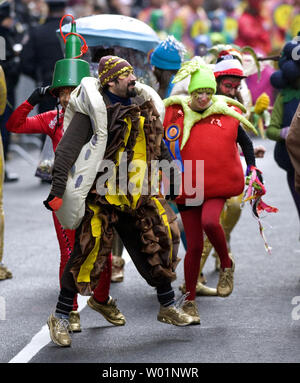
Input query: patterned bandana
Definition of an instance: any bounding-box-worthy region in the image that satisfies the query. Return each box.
[98,55,133,87]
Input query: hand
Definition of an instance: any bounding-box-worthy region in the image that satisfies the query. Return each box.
[280,126,290,140]
[27,86,52,106]
[43,194,63,211]
[254,145,266,158]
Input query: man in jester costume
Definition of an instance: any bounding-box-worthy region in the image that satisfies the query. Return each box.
[163,59,262,321]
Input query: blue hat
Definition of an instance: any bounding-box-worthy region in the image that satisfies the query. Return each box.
[150,35,186,70]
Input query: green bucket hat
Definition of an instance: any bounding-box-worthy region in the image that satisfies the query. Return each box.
[50,19,90,95]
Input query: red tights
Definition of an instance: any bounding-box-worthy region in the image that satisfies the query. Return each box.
[179,198,232,301]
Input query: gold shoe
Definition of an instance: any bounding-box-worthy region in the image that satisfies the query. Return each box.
[212,252,221,271]
[111,256,125,283]
[87,295,126,326]
[181,300,200,324]
[198,272,207,284]
[179,282,217,297]
[0,264,13,280]
[217,255,235,297]
[157,305,195,326]
[68,311,81,333]
[196,282,217,296]
[47,314,71,347]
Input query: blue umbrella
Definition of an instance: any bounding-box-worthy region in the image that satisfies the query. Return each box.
[58,14,160,54]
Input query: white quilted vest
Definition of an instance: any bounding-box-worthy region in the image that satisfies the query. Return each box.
[55,77,165,229]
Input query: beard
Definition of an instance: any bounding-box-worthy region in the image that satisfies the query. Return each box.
[126,81,137,98]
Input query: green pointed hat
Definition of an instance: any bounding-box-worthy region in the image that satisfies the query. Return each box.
[173,57,217,94]
[50,18,90,95]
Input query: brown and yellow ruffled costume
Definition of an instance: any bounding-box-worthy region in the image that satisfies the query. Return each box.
[55,93,180,295]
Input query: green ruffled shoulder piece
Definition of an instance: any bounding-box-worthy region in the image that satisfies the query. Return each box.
[164,95,257,149]
[281,88,300,103]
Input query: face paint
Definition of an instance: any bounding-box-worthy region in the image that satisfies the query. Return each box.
[218,78,241,98]
[111,70,137,98]
[190,88,214,111]
[118,68,135,79]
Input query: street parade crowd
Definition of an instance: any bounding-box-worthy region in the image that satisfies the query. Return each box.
[1,0,300,348]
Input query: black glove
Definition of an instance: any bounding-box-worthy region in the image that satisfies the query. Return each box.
[27,86,52,106]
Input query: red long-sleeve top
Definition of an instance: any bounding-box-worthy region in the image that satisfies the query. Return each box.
[235,12,271,55]
[6,100,65,151]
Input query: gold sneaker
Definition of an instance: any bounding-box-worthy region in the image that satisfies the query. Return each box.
[198,272,207,284]
[87,295,126,326]
[182,300,200,324]
[68,311,82,332]
[47,314,71,347]
[217,255,235,297]
[179,282,217,297]
[0,264,13,280]
[111,256,125,283]
[212,251,221,271]
[157,305,195,326]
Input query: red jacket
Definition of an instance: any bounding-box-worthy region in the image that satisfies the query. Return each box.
[235,12,271,55]
[164,104,244,204]
[6,101,64,151]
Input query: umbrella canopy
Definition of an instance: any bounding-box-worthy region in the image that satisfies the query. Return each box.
[58,14,160,54]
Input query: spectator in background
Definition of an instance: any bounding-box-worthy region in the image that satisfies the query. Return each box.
[0,64,12,280]
[0,0,24,182]
[287,102,300,195]
[107,0,131,16]
[266,38,300,237]
[137,0,176,38]
[20,0,67,115]
[169,0,209,57]
[235,0,272,56]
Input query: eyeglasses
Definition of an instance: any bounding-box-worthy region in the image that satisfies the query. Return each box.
[118,69,135,79]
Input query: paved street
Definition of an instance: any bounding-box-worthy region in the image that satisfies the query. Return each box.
[0,124,300,365]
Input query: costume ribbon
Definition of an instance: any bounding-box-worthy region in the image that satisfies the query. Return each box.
[241,165,278,254]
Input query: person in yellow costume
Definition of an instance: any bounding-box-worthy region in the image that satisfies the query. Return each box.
[0,65,12,280]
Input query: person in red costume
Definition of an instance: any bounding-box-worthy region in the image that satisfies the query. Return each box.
[6,84,113,333]
[163,59,261,323]
[235,0,272,55]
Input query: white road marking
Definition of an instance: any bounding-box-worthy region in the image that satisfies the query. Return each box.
[9,251,131,363]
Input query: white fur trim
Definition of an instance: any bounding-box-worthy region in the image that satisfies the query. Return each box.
[214,59,244,74]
